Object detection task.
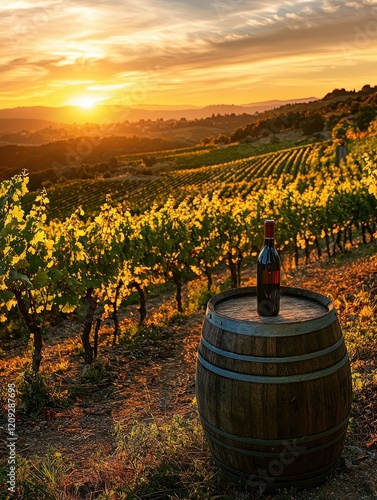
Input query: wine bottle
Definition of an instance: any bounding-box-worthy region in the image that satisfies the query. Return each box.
[257,219,281,317]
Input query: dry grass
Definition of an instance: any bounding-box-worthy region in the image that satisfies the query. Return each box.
[0,247,377,499]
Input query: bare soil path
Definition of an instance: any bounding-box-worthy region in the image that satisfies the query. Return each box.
[1,247,377,498]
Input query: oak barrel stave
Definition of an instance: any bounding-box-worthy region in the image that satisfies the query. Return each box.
[196,286,352,490]
[199,322,347,377]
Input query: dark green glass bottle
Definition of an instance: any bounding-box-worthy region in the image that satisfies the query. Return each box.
[257,219,281,317]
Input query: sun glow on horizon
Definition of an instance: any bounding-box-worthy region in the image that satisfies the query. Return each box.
[68,96,102,109]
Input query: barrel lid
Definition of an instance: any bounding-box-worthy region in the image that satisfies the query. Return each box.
[206,286,337,336]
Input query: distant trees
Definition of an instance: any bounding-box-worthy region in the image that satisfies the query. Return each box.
[142,155,158,168]
[201,134,230,146]
[300,114,325,135]
[228,112,302,143]
[228,109,327,143]
[323,88,352,100]
[2,85,377,190]
[0,136,187,188]
[356,106,376,132]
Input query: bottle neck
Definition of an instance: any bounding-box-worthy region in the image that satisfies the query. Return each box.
[264,220,275,239]
[264,237,275,247]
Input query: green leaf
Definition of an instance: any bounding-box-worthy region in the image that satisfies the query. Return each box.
[65,276,82,287]
[0,289,13,302]
[33,270,50,289]
[51,269,63,282]
[142,253,156,268]
[9,270,33,287]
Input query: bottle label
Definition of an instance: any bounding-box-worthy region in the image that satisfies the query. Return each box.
[262,270,280,285]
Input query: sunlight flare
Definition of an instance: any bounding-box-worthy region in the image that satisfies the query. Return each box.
[69,96,101,109]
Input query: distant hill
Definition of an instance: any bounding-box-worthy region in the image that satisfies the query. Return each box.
[0,106,106,126]
[0,98,318,128]
[241,98,318,111]
[2,84,377,190]
[0,118,59,133]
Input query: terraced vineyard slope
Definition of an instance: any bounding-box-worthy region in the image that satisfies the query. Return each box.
[24,140,365,219]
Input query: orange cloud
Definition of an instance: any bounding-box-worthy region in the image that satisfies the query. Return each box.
[1,0,377,107]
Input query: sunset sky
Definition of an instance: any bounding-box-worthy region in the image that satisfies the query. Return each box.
[1,0,377,110]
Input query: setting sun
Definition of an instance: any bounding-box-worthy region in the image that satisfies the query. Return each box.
[67,96,101,109]
[77,97,96,109]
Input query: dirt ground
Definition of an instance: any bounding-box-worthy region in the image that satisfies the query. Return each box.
[1,247,377,499]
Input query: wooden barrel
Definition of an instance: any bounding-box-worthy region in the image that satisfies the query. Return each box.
[196,286,352,491]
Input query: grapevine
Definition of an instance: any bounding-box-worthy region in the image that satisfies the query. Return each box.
[1,138,376,371]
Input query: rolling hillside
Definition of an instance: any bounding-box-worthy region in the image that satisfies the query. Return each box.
[23,137,368,220]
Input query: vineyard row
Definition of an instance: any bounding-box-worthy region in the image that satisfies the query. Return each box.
[27,142,363,220]
[1,163,376,372]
